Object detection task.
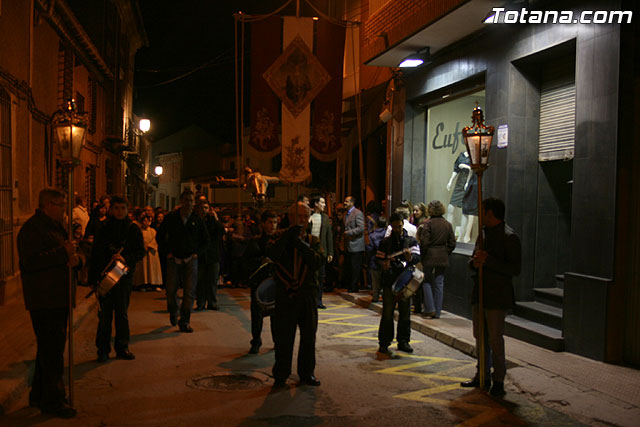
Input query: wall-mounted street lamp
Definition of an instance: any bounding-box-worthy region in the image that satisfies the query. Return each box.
[462,103,494,390]
[154,165,163,176]
[50,98,88,409]
[139,118,151,133]
[398,47,431,68]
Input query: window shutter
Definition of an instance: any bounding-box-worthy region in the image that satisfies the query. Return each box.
[538,76,575,161]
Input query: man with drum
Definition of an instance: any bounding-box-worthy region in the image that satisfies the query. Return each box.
[376,212,421,355]
[268,202,324,387]
[246,210,279,354]
[89,195,145,362]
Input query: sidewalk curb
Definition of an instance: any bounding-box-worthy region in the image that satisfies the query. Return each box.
[338,292,520,367]
[0,294,99,415]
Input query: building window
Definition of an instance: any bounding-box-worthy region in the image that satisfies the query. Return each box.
[85,165,96,205]
[0,87,14,279]
[105,158,114,196]
[88,78,97,134]
[425,90,485,244]
[538,58,576,161]
[55,159,69,192]
[57,42,74,107]
[75,91,85,113]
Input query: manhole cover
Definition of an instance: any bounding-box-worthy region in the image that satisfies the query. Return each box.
[187,371,270,392]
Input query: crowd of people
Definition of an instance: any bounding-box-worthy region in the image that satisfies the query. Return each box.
[18,187,520,418]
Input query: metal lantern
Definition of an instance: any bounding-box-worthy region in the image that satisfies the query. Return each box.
[461,102,495,391]
[49,98,88,409]
[51,99,88,166]
[462,103,495,171]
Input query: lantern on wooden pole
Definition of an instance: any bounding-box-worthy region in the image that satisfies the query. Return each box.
[462,103,494,389]
[51,98,88,408]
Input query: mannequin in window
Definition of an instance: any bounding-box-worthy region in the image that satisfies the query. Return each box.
[461,173,478,243]
[445,151,471,241]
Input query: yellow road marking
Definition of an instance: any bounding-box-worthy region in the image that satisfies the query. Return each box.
[324,300,515,425]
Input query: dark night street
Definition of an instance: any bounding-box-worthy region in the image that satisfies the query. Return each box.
[0,289,605,426]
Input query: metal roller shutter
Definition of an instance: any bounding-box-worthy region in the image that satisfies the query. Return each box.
[538,76,575,161]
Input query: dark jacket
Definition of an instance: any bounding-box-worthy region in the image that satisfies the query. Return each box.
[377,230,420,285]
[200,213,225,264]
[310,212,334,260]
[245,232,276,288]
[88,217,146,286]
[267,226,323,294]
[470,222,521,309]
[366,227,387,270]
[418,216,456,267]
[18,210,71,310]
[156,209,209,259]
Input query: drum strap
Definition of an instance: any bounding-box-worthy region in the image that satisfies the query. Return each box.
[273,256,307,294]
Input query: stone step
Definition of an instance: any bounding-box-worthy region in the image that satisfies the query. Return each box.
[533,287,564,308]
[505,314,564,352]
[514,301,563,330]
[555,273,565,289]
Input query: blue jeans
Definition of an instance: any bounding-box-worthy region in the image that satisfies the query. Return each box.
[422,266,446,317]
[166,257,198,326]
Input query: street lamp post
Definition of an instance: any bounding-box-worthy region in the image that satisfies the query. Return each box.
[462,103,494,390]
[51,99,88,408]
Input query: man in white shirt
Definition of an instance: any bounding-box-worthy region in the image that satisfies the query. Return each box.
[309,195,333,308]
[384,206,416,238]
[72,196,90,236]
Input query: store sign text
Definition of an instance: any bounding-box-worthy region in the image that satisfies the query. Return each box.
[432,122,462,154]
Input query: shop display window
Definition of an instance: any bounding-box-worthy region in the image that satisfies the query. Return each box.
[425,90,485,243]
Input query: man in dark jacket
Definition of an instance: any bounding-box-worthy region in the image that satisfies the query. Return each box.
[17,188,79,418]
[195,199,225,311]
[246,210,278,354]
[269,203,324,387]
[377,213,421,355]
[157,190,209,332]
[309,195,333,309]
[461,198,521,397]
[89,195,145,362]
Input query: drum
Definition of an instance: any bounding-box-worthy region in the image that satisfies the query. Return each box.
[392,264,424,301]
[256,277,276,317]
[96,259,129,297]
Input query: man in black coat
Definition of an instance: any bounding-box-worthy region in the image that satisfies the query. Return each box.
[17,188,79,418]
[195,199,225,311]
[377,212,421,355]
[269,203,324,387]
[461,197,521,397]
[309,195,333,309]
[246,210,278,354]
[157,190,209,332]
[89,195,145,362]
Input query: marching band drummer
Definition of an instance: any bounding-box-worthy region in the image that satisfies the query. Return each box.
[268,202,324,388]
[377,212,421,355]
[89,196,145,363]
[246,210,279,354]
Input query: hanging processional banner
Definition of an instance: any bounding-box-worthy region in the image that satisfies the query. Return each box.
[264,17,328,182]
[249,15,345,168]
[249,16,282,155]
[311,19,345,161]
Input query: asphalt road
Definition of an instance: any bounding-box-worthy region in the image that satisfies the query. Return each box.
[3,288,583,426]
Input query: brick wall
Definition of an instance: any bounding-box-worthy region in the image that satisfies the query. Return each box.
[362,0,465,63]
